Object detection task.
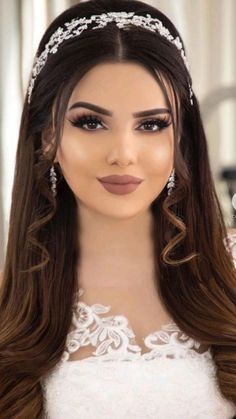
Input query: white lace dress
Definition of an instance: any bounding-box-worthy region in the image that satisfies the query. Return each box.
[41,233,236,419]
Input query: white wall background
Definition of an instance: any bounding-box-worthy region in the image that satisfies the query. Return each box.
[0,0,236,266]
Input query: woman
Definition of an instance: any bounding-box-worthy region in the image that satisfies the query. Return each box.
[0,0,236,417]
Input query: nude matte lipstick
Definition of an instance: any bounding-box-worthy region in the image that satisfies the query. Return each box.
[97,174,144,195]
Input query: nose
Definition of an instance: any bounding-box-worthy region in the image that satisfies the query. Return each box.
[106,133,138,166]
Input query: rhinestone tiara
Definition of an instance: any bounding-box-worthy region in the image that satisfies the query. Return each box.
[27,11,193,105]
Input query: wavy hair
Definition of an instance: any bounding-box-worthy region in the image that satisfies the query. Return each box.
[0,0,236,417]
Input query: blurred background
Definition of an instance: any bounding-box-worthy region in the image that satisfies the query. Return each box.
[0,0,236,267]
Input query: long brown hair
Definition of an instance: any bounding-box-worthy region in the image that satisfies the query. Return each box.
[0,0,236,417]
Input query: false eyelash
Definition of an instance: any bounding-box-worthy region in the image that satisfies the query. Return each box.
[68,112,172,132]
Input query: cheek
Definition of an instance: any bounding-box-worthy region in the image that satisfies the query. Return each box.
[144,137,174,178]
[56,138,98,181]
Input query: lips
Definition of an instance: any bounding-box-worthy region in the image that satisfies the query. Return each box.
[97,175,144,184]
[98,181,141,195]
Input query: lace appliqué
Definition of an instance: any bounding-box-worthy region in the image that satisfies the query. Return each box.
[60,288,212,363]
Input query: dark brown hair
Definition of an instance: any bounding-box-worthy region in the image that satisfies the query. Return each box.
[0,0,236,417]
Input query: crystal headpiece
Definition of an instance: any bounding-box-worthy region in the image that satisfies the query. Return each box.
[27,11,193,105]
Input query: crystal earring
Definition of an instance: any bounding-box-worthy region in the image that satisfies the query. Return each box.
[50,165,57,197]
[166,168,175,196]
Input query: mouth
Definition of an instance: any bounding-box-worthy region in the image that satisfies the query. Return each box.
[98,179,142,195]
[97,175,144,185]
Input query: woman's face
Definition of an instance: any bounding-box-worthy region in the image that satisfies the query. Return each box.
[54,62,176,219]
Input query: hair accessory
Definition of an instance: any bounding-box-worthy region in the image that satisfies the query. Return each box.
[166,168,175,196]
[27,11,193,105]
[50,165,57,196]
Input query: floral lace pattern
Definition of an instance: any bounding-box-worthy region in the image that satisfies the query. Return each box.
[57,232,236,365]
[60,287,212,364]
[41,233,236,418]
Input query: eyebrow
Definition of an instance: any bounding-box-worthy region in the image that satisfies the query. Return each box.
[68,101,170,118]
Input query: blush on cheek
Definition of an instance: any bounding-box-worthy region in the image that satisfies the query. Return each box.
[150,146,173,171]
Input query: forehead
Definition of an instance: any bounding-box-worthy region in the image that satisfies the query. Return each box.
[68,62,177,115]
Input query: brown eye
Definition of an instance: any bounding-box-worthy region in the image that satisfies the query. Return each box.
[68,113,172,133]
[69,114,104,130]
[138,117,172,132]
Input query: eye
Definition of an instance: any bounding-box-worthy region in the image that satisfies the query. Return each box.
[137,116,172,132]
[68,113,104,131]
[68,113,172,132]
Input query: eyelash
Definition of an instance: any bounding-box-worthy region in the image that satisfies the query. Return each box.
[68,113,172,133]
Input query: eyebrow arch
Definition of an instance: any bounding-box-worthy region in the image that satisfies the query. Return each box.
[68,101,170,118]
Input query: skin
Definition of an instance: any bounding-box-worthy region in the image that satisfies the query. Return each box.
[51,62,177,289]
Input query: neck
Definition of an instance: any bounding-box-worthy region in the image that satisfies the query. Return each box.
[76,204,155,289]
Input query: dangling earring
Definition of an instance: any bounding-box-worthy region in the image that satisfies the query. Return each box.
[50,165,57,197]
[166,168,175,196]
